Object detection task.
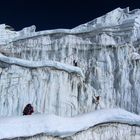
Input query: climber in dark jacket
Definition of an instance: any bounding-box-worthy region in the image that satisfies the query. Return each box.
[73,60,78,66]
[23,104,34,115]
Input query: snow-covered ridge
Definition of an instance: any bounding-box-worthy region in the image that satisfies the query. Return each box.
[0,109,140,139]
[1,7,140,44]
[0,53,84,77]
[72,7,138,32]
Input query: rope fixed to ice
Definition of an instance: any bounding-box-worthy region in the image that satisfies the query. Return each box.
[0,53,84,77]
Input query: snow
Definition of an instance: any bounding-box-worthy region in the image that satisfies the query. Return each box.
[0,53,84,77]
[0,108,140,139]
[131,52,140,60]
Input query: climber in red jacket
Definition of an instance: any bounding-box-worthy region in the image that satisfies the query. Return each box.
[23,104,34,115]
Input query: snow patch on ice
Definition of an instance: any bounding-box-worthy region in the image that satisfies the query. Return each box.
[131,52,140,60]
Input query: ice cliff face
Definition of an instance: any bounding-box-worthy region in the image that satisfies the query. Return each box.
[13,123,140,140]
[0,7,140,139]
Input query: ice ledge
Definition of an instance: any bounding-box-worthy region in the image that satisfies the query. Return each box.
[0,53,84,77]
[0,108,140,139]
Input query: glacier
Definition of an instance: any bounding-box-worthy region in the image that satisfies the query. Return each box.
[0,7,140,140]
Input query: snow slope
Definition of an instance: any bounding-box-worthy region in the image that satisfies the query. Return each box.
[0,108,140,139]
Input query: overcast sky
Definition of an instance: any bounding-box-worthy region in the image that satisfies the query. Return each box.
[0,0,139,31]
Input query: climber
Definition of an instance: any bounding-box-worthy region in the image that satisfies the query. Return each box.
[95,95,100,106]
[92,94,101,110]
[73,60,78,66]
[95,96,100,103]
[92,95,100,104]
[23,104,34,115]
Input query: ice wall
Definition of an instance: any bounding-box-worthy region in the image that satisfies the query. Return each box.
[0,8,140,116]
[0,65,83,116]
